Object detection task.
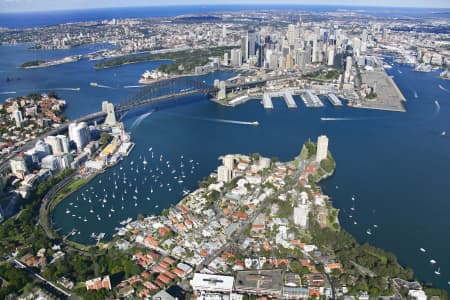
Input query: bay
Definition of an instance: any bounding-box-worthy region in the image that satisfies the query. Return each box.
[1,44,449,292]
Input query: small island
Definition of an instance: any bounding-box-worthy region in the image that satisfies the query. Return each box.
[20,55,82,69]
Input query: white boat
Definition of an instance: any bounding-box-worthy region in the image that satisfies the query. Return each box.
[441,131,446,136]
[373,224,378,228]
[353,221,357,225]
[430,259,437,264]
[434,268,441,275]
[366,229,372,235]
[419,248,426,253]
[65,209,70,214]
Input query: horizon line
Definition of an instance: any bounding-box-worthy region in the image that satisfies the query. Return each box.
[1,3,449,14]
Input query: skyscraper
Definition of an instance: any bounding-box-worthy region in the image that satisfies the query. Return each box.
[344,56,353,82]
[45,135,70,155]
[217,165,232,183]
[316,135,329,163]
[10,154,29,179]
[69,122,91,152]
[247,30,258,58]
[240,35,248,63]
[287,24,296,46]
[12,109,23,127]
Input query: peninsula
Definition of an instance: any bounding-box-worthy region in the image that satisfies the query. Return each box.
[20,55,82,69]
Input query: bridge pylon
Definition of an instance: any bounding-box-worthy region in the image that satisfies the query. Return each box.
[102,101,117,126]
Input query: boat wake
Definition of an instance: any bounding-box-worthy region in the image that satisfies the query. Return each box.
[438,84,449,93]
[320,117,367,121]
[196,117,258,126]
[161,112,259,126]
[96,84,114,89]
[413,90,418,99]
[131,109,155,129]
[40,87,80,91]
[124,85,144,88]
[435,100,441,113]
[0,91,16,95]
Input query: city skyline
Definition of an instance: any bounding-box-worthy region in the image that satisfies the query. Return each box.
[1,0,450,13]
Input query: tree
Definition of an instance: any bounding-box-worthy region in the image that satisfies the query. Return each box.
[99,133,112,145]
[47,91,59,99]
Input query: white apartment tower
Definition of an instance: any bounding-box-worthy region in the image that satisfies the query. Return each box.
[12,109,23,127]
[69,122,90,152]
[217,165,232,183]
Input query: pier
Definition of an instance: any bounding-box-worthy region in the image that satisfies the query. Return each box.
[300,90,324,107]
[327,93,343,106]
[262,91,298,109]
[263,92,274,109]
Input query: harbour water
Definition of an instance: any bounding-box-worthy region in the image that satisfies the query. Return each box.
[1,43,450,291]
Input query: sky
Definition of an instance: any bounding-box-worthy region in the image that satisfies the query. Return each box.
[0,0,449,13]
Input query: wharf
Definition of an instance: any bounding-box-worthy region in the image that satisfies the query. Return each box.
[262,91,297,109]
[263,93,274,109]
[358,69,406,112]
[284,91,298,108]
[327,94,343,106]
[300,90,324,107]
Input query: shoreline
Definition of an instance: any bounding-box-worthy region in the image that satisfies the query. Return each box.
[94,58,175,70]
